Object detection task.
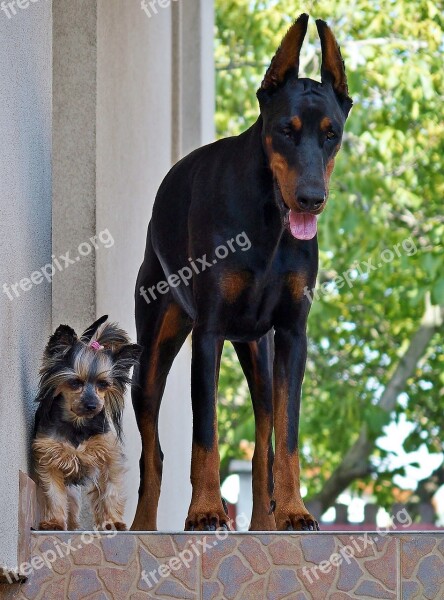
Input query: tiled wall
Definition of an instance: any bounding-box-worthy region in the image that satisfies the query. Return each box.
[1,531,444,599]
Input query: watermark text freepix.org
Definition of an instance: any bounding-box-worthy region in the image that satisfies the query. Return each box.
[139,231,252,305]
[140,0,178,19]
[301,506,413,585]
[1,0,48,19]
[304,237,418,302]
[1,522,118,584]
[141,513,251,589]
[1,512,250,586]
[2,229,114,301]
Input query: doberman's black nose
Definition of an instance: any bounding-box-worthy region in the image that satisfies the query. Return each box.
[297,195,325,211]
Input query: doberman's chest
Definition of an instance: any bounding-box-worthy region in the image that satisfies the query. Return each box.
[216,265,312,341]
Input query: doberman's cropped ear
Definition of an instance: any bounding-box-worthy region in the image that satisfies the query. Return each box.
[45,325,78,357]
[316,19,353,116]
[258,13,309,97]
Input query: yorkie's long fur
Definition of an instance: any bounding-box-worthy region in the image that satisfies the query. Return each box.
[32,315,141,531]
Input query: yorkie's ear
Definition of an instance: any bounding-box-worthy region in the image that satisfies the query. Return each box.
[106,343,142,442]
[45,325,78,357]
[81,315,109,342]
[114,344,143,365]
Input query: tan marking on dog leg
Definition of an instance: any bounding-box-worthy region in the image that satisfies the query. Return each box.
[273,381,317,531]
[250,410,275,531]
[131,412,163,531]
[186,441,228,531]
[186,338,228,531]
[237,340,275,531]
[146,304,183,391]
[132,305,186,531]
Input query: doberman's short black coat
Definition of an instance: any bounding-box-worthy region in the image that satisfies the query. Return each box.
[132,14,352,531]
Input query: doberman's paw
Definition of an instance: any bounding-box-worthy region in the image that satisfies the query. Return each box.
[275,511,319,532]
[249,512,277,531]
[249,517,276,531]
[39,520,65,531]
[185,509,230,532]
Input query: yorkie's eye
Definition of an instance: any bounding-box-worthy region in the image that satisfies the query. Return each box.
[96,380,111,391]
[68,379,83,391]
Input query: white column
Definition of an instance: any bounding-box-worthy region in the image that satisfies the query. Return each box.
[52,0,97,331]
[0,0,52,570]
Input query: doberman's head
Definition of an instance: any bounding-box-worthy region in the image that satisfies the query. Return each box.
[257,14,353,240]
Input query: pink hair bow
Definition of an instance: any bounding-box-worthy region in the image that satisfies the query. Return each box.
[90,341,104,351]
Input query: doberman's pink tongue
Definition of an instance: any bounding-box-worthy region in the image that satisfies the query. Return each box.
[289,210,318,240]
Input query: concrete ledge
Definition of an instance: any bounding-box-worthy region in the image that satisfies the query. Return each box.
[4,530,443,598]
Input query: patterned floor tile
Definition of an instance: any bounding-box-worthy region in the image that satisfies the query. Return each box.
[4,531,444,599]
[202,533,397,600]
[19,533,199,599]
[401,535,444,600]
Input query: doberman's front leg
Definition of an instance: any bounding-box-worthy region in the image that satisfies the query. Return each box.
[185,330,228,531]
[273,328,319,531]
[234,334,276,531]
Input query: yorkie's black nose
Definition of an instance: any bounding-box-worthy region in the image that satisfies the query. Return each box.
[85,402,98,412]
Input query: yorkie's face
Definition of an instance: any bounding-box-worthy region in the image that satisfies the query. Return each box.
[38,316,142,429]
[55,349,114,419]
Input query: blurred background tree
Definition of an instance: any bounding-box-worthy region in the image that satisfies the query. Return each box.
[215,0,444,517]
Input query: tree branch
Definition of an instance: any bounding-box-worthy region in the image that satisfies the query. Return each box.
[411,460,444,504]
[311,296,443,514]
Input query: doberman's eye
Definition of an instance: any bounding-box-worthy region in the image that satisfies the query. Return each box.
[68,379,83,391]
[282,127,293,139]
[326,129,337,141]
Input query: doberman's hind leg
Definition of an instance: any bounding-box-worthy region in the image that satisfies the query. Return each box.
[185,330,229,531]
[131,240,192,531]
[234,332,276,531]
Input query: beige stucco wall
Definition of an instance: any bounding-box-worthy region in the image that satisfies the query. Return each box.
[0,0,214,570]
[0,1,52,568]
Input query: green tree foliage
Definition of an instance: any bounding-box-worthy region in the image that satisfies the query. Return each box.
[215,0,444,508]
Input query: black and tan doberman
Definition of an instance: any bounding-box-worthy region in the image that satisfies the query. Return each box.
[131,13,352,532]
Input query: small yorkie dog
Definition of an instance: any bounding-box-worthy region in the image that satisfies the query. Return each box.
[32,315,141,531]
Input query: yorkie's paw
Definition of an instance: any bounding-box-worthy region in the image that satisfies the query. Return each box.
[39,520,65,531]
[102,521,127,531]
